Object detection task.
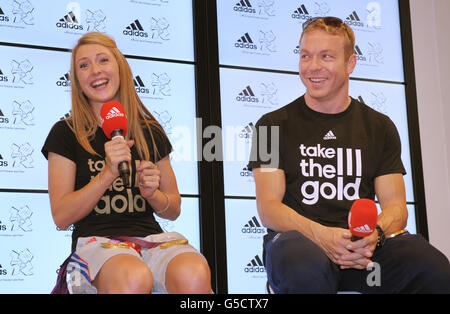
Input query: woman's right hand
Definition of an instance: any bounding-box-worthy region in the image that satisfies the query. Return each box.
[103,137,134,183]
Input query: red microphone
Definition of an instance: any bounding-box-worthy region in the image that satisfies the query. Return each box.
[100,101,130,187]
[348,198,378,241]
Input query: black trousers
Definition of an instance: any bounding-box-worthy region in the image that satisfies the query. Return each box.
[264,230,450,293]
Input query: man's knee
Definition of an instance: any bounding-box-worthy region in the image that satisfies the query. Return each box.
[380,234,450,293]
[265,231,338,293]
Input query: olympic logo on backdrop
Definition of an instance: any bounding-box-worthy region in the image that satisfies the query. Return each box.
[0,142,35,173]
[0,1,35,27]
[0,249,34,279]
[0,59,35,87]
[354,42,384,67]
[0,205,34,233]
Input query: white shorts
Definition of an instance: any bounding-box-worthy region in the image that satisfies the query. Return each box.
[66,232,202,294]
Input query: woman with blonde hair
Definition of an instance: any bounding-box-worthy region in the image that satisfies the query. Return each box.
[42,32,211,294]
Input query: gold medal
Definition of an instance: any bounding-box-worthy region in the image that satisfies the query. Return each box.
[159,239,188,249]
[101,242,130,249]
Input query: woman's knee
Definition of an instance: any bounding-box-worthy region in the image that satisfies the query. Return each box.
[94,254,153,294]
[165,252,212,294]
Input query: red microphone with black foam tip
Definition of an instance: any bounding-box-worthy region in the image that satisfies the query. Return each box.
[348,198,378,241]
[100,101,130,187]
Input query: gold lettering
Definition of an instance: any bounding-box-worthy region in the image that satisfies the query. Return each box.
[95,195,111,214]
[134,194,146,212]
[111,194,127,213]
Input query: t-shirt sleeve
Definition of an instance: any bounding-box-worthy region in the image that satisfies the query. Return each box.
[148,123,172,162]
[247,114,282,171]
[41,120,77,162]
[375,117,406,177]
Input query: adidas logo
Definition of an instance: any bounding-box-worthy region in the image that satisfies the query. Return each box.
[133,75,149,94]
[56,72,70,87]
[0,153,7,167]
[0,7,10,22]
[240,166,254,177]
[233,0,256,14]
[352,224,373,234]
[345,10,364,27]
[0,263,7,275]
[0,69,8,82]
[236,86,258,102]
[244,255,265,273]
[56,11,83,30]
[235,33,257,49]
[291,4,311,20]
[241,216,264,233]
[354,45,366,61]
[323,130,336,140]
[0,108,8,124]
[239,122,255,139]
[123,19,148,37]
[105,107,124,120]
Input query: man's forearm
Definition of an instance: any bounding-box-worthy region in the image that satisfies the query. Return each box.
[257,198,324,243]
[377,203,408,236]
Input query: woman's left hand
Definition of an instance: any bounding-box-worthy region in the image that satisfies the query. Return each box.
[137,160,161,199]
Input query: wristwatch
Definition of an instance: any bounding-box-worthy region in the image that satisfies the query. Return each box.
[376,225,386,248]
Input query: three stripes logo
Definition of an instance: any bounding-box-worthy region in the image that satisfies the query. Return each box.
[233,0,256,14]
[56,11,83,30]
[235,32,257,50]
[323,130,337,140]
[291,4,312,20]
[352,224,373,234]
[354,45,366,61]
[133,75,149,94]
[244,255,265,273]
[0,7,10,22]
[242,216,264,234]
[239,122,255,141]
[123,19,148,37]
[236,85,259,103]
[105,106,124,120]
[56,73,70,87]
[345,10,364,27]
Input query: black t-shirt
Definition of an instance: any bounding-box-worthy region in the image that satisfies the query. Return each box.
[42,119,172,250]
[248,95,406,229]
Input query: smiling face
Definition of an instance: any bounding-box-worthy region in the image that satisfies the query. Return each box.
[74,43,120,109]
[299,29,356,110]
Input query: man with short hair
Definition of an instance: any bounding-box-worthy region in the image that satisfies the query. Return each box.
[248,17,450,293]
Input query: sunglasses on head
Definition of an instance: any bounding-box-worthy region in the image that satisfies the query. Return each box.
[302,16,345,31]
